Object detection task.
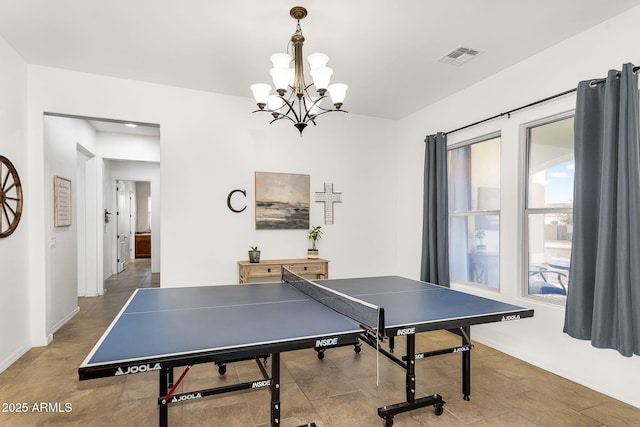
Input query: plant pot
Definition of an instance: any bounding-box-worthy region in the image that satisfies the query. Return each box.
[307,249,318,259]
[249,251,261,263]
[475,244,486,252]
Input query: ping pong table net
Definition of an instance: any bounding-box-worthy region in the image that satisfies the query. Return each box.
[281,266,385,337]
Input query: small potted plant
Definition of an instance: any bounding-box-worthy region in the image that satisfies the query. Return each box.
[248,246,261,263]
[474,229,486,252]
[307,226,322,259]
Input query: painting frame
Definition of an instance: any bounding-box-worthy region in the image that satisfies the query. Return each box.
[255,172,310,230]
[54,175,72,227]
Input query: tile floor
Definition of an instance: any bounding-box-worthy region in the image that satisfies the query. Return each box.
[1,259,639,426]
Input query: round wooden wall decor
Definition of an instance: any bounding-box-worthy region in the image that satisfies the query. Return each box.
[0,155,23,238]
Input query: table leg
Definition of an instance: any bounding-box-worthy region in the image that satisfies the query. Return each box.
[406,334,416,403]
[159,367,172,427]
[271,353,281,426]
[376,333,444,423]
[461,326,471,400]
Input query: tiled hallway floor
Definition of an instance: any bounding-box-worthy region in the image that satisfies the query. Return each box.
[1,259,639,426]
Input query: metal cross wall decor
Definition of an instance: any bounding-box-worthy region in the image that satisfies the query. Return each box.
[315,183,342,225]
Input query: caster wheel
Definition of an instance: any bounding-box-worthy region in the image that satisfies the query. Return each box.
[317,350,325,360]
[218,364,227,375]
[354,345,361,354]
[434,403,444,416]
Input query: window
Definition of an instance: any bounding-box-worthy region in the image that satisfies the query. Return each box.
[448,135,501,288]
[524,115,574,302]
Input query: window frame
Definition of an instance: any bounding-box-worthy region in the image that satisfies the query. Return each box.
[447,131,501,290]
[520,110,575,303]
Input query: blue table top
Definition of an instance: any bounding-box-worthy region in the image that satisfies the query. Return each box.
[80,276,532,371]
[319,276,532,330]
[83,282,361,366]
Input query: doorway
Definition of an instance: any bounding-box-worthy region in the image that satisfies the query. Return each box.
[42,112,160,350]
[115,180,152,273]
[104,159,160,279]
[116,180,131,273]
[44,112,160,292]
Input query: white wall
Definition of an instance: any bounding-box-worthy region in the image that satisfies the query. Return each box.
[0,35,29,371]
[43,116,99,336]
[27,66,398,290]
[136,181,151,232]
[75,144,102,298]
[395,6,640,408]
[98,132,160,162]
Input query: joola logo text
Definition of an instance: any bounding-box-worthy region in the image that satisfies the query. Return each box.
[453,345,471,353]
[171,393,202,402]
[396,327,415,336]
[115,363,161,376]
[252,380,271,388]
[315,338,338,347]
[501,314,521,321]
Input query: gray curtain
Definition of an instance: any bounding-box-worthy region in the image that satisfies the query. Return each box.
[563,63,640,357]
[421,132,450,286]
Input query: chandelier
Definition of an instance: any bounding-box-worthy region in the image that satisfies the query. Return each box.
[250,6,348,135]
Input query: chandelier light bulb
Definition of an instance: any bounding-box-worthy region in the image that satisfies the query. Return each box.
[307,53,329,70]
[328,83,348,109]
[267,95,285,111]
[286,68,295,87]
[270,53,292,68]
[310,67,333,94]
[250,83,271,109]
[269,67,291,94]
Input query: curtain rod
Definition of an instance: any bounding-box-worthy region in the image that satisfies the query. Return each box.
[444,65,639,136]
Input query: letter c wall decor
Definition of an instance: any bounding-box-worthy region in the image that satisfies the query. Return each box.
[227,189,247,213]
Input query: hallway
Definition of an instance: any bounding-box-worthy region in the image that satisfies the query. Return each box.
[1,261,639,426]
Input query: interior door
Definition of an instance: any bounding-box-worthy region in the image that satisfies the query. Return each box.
[116,181,129,273]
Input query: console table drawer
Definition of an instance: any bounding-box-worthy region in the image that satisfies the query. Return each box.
[244,264,281,277]
[238,258,329,284]
[288,263,325,275]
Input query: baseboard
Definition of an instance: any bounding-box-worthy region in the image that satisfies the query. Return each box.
[49,306,80,336]
[0,344,31,374]
[1,307,81,374]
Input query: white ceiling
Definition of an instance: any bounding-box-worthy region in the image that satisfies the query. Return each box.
[88,120,160,137]
[2,0,640,120]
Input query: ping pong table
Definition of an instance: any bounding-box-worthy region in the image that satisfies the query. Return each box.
[79,268,533,426]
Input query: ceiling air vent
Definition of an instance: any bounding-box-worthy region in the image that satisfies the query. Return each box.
[438,46,479,66]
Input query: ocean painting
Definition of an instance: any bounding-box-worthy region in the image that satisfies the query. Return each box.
[255,172,310,229]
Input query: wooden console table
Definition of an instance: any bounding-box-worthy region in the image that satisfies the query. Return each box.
[238,258,329,284]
